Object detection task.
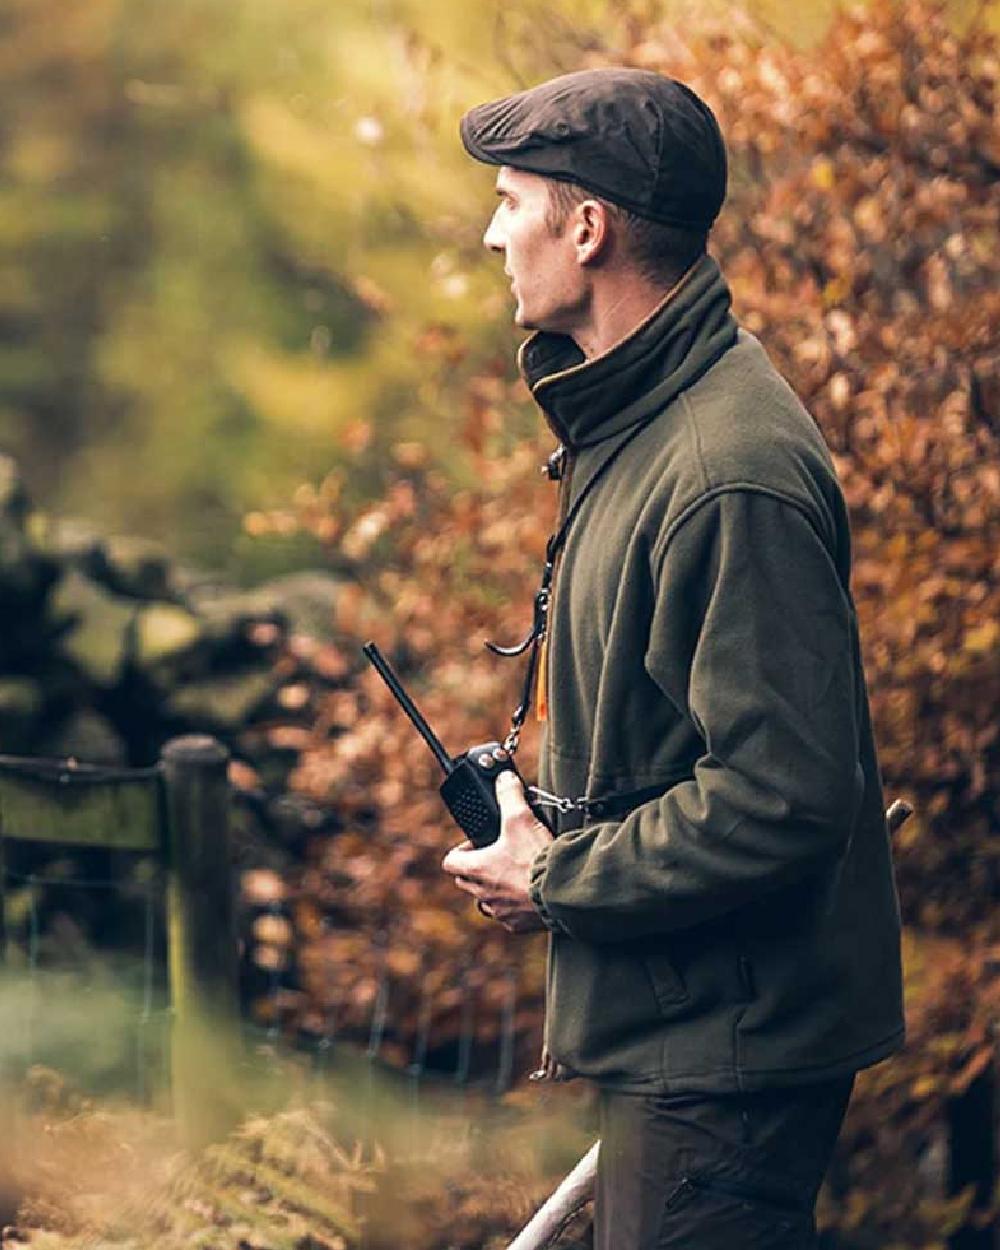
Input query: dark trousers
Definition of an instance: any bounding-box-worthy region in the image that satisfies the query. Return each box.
[594,1076,854,1249]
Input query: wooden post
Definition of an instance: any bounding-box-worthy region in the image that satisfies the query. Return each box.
[162,735,241,1148]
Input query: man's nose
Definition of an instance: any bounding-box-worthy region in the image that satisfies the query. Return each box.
[482,210,505,253]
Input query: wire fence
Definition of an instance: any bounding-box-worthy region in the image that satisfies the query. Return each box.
[0,857,165,1100]
[0,847,523,1111]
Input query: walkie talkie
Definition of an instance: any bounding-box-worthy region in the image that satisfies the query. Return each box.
[363,642,534,847]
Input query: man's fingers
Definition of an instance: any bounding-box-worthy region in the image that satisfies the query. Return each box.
[441,843,482,876]
[453,874,487,897]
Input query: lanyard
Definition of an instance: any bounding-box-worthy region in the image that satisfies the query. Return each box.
[487,412,660,756]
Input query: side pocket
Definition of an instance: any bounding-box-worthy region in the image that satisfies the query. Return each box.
[645,948,689,1010]
[658,1173,803,1243]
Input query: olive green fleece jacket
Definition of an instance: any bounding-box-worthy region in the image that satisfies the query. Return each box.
[523,255,905,1093]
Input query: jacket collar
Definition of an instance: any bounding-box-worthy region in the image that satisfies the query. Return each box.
[517,254,738,449]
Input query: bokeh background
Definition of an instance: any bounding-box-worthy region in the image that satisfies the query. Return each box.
[0,0,997,1246]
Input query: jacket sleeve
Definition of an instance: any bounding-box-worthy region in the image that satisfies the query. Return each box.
[528,488,865,943]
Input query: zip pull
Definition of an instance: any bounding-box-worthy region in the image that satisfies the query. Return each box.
[665,1178,697,1211]
[541,445,565,481]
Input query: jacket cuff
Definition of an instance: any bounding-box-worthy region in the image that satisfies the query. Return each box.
[529,844,571,936]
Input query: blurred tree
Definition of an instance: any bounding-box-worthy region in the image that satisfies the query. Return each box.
[0,0,893,576]
[0,0,369,574]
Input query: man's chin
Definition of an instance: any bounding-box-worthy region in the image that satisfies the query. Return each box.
[514,305,540,331]
[513,302,564,335]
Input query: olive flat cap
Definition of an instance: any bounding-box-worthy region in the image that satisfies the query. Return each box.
[460,67,727,232]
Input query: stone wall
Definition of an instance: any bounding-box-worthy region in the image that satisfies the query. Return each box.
[0,456,342,782]
[0,454,348,1026]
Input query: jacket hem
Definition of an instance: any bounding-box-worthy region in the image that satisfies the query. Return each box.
[586,1026,906,1095]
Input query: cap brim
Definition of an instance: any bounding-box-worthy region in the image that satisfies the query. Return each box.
[459,107,505,167]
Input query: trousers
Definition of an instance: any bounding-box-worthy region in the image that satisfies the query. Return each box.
[593,1076,854,1249]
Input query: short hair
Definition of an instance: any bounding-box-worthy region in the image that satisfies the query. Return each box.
[544,179,707,286]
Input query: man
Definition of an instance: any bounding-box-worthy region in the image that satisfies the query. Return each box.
[441,68,904,1248]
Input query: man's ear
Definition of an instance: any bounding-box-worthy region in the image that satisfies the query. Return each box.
[573,199,612,266]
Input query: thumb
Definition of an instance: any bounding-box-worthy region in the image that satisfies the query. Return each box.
[441,840,477,874]
[495,768,531,822]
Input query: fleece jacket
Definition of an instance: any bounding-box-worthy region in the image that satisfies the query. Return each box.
[522,254,905,1092]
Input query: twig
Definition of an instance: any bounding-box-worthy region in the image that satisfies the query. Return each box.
[506,1142,600,1250]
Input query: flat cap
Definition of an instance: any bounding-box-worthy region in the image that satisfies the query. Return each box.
[460,67,727,232]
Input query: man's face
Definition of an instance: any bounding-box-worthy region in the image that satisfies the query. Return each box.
[482,167,587,334]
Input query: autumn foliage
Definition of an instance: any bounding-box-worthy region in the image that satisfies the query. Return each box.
[241,2,1000,1243]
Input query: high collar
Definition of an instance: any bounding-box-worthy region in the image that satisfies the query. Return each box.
[517,254,738,450]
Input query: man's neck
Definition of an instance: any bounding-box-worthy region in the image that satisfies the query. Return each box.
[570,271,682,360]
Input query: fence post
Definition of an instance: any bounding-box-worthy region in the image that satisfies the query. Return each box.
[162,734,241,1148]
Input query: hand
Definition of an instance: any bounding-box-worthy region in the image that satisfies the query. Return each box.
[441,771,553,933]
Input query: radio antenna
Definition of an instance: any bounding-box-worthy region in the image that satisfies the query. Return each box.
[362,642,454,775]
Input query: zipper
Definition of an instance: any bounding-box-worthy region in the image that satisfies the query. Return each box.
[666,1173,803,1216]
[541,451,573,729]
[556,447,575,526]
